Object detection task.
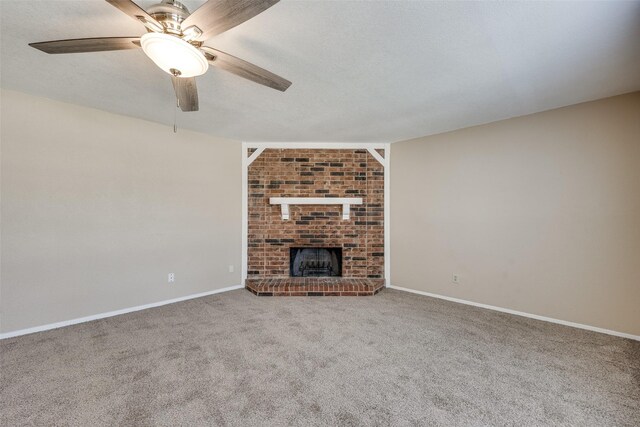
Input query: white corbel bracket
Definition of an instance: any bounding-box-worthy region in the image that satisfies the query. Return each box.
[281,203,290,220]
[342,203,350,220]
[269,197,363,221]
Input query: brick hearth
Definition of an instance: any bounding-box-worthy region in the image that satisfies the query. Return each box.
[246,277,385,296]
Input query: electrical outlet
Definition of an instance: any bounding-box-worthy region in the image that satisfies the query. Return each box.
[168,273,175,283]
[228,265,235,273]
[452,274,460,284]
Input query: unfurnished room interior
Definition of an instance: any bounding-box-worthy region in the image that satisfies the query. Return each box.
[1,0,639,425]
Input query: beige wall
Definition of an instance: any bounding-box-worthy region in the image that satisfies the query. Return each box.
[391,92,640,336]
[0,89,242,333]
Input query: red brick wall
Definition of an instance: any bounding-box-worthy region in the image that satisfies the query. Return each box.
[248,149,384,279]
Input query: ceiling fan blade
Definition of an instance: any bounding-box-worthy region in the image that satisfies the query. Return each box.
[172,76,199,112]
[182,0,279,41]
[105,0,164,32]
[29,37,141,54]
[200,46,291,92]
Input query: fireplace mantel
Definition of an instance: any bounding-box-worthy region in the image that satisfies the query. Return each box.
[269,197,363,220]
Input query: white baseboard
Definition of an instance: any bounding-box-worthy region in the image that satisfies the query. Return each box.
[0,285,244,340]
[388,285,640,342]
[5,284,636,342]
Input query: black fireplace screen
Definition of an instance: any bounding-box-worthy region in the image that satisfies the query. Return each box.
[290,247,342,277]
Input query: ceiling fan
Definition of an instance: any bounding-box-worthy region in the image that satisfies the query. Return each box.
[29,0,291,112]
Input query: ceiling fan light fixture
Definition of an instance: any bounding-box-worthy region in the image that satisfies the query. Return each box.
[140,32,208,78]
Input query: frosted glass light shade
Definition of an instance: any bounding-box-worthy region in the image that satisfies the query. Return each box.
[140,33,208,78]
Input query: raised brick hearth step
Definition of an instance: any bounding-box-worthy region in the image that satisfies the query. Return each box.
[246,277,385,296]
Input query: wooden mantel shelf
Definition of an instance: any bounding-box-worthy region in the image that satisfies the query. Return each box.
[269,197,363,220]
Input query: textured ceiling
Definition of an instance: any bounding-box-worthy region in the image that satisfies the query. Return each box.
[1,0,639,142]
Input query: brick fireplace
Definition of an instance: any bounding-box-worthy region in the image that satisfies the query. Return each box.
[244,147,387,296]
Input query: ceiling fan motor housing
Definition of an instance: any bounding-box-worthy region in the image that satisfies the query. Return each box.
[146,0,191,36]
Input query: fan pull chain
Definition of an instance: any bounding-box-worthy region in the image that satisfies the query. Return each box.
[172,68,180,133]
[174,98,179,133]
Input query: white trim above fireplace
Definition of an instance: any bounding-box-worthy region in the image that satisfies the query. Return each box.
[246,142,388,150]
[247,147,265,166]
[366,148,385,166]
[270,197,363,220]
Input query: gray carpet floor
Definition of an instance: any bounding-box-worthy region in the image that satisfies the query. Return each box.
[1,288,639,426]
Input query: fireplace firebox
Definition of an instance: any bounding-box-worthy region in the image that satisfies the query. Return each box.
[290,247,342,277]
